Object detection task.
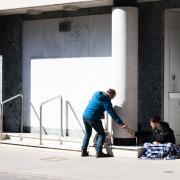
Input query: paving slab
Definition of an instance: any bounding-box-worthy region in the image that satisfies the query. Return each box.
[0,144,179,180]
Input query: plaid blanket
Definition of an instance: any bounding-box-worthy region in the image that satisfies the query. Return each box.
[140,143,180,160]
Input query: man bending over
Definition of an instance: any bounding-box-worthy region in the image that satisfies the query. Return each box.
[81,89,127,158]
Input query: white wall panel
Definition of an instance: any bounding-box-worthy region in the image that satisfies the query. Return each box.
[23,13,138,138]
[165,10,180,145]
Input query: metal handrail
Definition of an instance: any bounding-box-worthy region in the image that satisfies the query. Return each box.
[30,102,48,135]
[65,100,85,136]
[40,95,63,145]
[105,112,109,130]
[0,94,23,140]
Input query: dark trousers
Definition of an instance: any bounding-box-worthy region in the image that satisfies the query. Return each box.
[82,117,105,153]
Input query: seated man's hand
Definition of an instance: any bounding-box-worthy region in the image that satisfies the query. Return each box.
[153,141,160,145]
[134,132,140,137]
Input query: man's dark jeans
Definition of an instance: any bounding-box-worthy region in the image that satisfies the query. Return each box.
[82,117,105,153]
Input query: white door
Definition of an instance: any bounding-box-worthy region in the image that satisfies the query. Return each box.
[169,27,180,144]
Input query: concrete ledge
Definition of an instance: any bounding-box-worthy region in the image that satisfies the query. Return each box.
[0,133,144,158]
[0,134,10,140]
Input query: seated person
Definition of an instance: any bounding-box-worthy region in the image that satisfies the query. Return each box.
[135,116,176,144]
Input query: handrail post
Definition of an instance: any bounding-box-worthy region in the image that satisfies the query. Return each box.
[65,101,69,136]
[39,95,63,144]
[105,112,109,130]
[65,101,85,135]
[20,95,24,135]
[0,94,23,141]
[60,97,63,137]
[31,102,48,135]
[0,103,3,140]
[40,105,43,145]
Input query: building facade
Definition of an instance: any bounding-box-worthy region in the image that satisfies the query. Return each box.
[0,0,180,145]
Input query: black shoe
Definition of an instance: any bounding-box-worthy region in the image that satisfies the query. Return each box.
[81,150,89,157]
[96,152,112,158]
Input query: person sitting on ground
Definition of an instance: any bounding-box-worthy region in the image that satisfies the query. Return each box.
[135,116,176,144]
[136,116,179,160]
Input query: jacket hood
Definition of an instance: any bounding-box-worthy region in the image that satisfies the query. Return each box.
[161,122,170,128]
[95,91,109,101]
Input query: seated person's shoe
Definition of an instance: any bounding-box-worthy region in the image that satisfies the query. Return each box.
[81,150,89,157]
[96,151,112,158]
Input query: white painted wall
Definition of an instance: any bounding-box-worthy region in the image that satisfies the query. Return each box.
[164,10,180,144]
[31,57,117,135]
[23,13,138,138]
[23,14,112,134]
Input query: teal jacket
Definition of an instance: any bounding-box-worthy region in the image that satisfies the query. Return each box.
[83,91,123,125]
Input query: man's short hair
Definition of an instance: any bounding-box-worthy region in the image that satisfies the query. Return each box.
[106,89,116,96]
[150,116,161,123]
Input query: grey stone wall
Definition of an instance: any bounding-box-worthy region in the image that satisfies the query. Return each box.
[165,0,180,8]
[0,18,3,54]
[1,15,23,132]
[138,1,164,130]
[0,18,3,102]
[23,6,112,21]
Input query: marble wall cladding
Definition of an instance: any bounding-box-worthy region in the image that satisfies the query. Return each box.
[138,1,164,130]
[113,0,137,6]
[0,18,2,102]
[165,0,180,9]
[23,6,112,21]
[0,56,2,102]
[2,15,23,132]
[0,18,3,54]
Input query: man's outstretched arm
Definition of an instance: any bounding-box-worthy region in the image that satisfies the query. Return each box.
[104,101,126,127]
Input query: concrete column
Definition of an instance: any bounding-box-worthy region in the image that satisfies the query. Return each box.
[112,7,138,145]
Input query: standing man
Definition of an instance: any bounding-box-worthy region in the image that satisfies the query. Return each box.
[82,89,127,158]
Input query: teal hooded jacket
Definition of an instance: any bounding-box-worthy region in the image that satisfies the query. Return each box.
[83,91,123,125]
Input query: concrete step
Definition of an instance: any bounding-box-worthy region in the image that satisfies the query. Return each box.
[0,133,144,158]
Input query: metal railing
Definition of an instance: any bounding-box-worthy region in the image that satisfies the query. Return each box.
[40,95,63,145]
[30,102,48,135]
[0,93,85,146]
[0,94,23,140]
[105,112,109,130]
[65,100,85,136]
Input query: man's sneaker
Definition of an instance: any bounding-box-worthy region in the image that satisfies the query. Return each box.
[96,152,112,158]
[81,150,89,157]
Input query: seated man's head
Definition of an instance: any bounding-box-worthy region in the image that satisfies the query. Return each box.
[150,116,161,129]
[106,89,116,99]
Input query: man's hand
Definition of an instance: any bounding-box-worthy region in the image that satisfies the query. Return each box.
[153,141,160,145]
[120,124,135,136]
[121,123,127,129]
[120,124,135,137]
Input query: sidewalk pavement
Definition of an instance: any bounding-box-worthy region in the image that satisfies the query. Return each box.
[0,144,179,180]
